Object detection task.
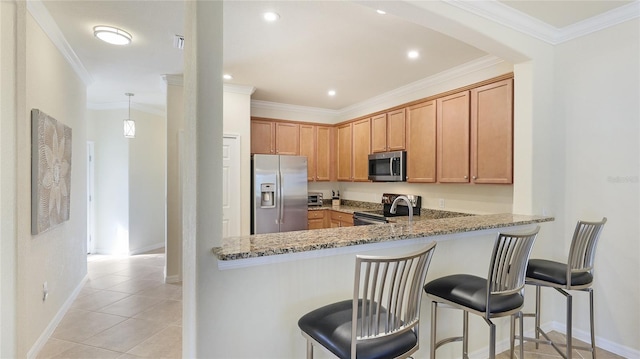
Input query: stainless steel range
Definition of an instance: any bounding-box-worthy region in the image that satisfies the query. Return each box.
[353,193,421,226]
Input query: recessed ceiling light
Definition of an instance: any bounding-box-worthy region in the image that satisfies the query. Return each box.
[93,25,132,46]
[223,74,233,80]
[328,90,336,97]
[376,9,386,15]
[407,50,420,59]
[263,12,280,22]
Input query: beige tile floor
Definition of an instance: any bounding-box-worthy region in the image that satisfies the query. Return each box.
[37,249,182,359]
[496,329,625,359]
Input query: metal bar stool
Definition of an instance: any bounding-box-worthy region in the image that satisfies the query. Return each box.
[423,227,540,359]
[517,217,606,359]
[298,243,437,359]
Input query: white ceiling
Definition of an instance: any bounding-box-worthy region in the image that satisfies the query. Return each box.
[37,0,637,114]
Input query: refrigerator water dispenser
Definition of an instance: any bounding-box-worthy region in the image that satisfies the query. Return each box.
[260,183,275,208]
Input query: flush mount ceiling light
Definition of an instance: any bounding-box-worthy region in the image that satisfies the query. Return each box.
[376,9,387,15]
[93,25,132,45]
[263,11,280,22]
[328,90,336,97]
[123,93,135,138]
[223,74,233,80]
[407,50,420,59]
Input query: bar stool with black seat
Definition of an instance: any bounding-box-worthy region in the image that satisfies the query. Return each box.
[423,227,540,359]
[298,242,437,359]
[519,217,606,359]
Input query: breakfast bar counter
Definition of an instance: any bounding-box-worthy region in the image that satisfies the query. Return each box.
[213,213,553,261]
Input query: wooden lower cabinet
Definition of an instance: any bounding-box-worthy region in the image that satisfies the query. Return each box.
[330,210,353,228]
[308,210,330,229]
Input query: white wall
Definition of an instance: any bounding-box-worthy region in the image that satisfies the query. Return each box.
[0,1,19,357]
[556,18,640,351]
[87,109,130,254]
[223,89,253,235]
[129,109,167,253]
[87,107,166,255]
[17,11,87,358]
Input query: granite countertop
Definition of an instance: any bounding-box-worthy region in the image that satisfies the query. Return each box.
[213,213,554,261]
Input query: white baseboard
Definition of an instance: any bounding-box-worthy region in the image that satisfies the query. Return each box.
[164,274,182,284]
[129,242,165,255]
[27,275,88,359]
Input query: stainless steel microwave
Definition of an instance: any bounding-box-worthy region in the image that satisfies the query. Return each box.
[368,151,407,182]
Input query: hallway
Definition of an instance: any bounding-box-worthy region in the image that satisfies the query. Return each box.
[36,249,181,358]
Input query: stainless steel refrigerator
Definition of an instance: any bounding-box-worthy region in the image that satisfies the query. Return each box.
[251,155,308,234]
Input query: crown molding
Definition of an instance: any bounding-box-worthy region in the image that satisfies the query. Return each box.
[162,74,183,86]
[444,0,640,45]
[27,0,93,85]
[251,100,340,117]
[339,55,504,116]
[87,101,165,116]
[224,84,257,95]
[556,1,640,43]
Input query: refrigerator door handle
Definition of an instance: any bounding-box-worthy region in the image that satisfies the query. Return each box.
[278,170,284,224]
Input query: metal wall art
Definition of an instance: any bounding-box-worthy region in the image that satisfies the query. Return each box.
[31,109,72,234]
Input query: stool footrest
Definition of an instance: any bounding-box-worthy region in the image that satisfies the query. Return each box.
[434,336,464,351]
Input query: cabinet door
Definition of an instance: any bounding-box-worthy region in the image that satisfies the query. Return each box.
[371,114,388,153]
[437,91,470,183]
[275,122,299,155]
[316,126,332,181]
[387,109,406,151]
[336,123,352,181]
[299,124,316,181]
[251,120,274,154]
[352,118,371,182]
[406,101,436,183]
[471,79,513,184]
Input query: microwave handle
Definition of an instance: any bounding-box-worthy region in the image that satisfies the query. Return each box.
[390,159,394,176]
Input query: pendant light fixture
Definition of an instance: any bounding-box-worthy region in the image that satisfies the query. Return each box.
[123,93,135,138]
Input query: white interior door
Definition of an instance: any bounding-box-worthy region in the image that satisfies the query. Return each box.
[222,135,241,237]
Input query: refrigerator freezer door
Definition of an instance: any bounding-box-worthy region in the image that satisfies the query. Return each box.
[279,156,308,232]
[252,155,280,234]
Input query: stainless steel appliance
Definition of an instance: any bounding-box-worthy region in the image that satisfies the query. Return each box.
[368,151,407,182]
[307,192,323,206]
[353,193,421,226]
[251,155,308,234]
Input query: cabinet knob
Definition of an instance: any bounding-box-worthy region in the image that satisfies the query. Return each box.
[464,175,468,179]
[472,176,477,180]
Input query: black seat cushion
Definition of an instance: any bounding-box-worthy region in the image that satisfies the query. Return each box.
[423,274,524,314]
[527,259,593,286]
[298,299,417,359]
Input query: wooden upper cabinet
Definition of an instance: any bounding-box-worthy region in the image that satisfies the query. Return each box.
[299,124,316,180]
[406,101,436,183]
[387,109,406,151]
[300,124,332,182]
[371,114,388,153]
[251,120,275,154]
[336,123,352,181]
[315,126,332,181]
[275,122,299,155]
[471,78,513,184]
[371,110,406,153]
[352,118,371,181]
[437,91,470,183]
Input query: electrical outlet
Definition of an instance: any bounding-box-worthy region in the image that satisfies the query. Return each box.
[43,282,48,301]
[438,199,445,209]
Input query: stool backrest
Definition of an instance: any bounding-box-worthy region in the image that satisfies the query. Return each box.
[486,227,539,315]
[351,242,437,357]
[567,217,607,286]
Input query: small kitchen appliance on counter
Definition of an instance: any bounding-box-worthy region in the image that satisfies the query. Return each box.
[353,193,421,226]
[308,192,323,206]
